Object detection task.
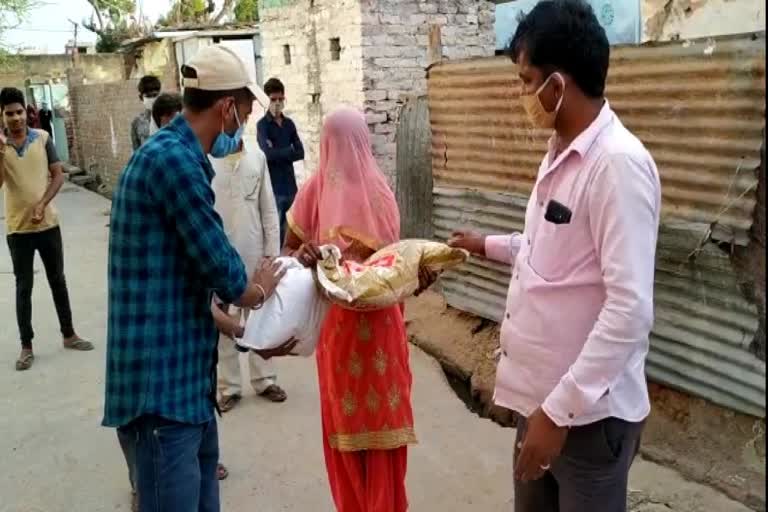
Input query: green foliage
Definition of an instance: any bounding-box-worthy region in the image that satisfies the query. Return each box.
[157,0,215,26]
[94,24,134,52]
[234,0,258,22]
[82,0,139,53]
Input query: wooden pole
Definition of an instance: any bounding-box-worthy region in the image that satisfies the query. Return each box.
[427,24,443,66]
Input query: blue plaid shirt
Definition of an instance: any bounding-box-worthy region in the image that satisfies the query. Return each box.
[103,115,247,428]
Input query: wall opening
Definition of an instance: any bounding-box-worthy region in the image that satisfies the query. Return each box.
[283,45,292,65]
[329,38,341,61]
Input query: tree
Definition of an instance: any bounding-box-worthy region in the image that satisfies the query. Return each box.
[157,0,215,27]
[83,0,142,52]
[0,0,35,62]
[83,0,135,33]
[233,0,258,23]
[157,0,257,27]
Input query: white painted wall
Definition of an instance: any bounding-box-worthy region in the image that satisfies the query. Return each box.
[642,0,765,42]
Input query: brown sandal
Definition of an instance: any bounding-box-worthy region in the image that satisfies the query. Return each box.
[259,384,287,403]
[218,395,241,413]
[63,337,94,351]
[15,352,34,371]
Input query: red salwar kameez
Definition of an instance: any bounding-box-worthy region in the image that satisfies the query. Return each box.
[316,304,415,512]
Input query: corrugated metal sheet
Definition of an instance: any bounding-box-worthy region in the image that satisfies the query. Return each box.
[432,187,766,417]
[428,34,765,243]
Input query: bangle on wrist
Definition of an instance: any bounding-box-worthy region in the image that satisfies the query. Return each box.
[252,283,266,309]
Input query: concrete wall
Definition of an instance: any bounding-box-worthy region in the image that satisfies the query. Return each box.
[128,39,181,89]
[260,0,496,184]
[0,54,125,92]
[643,0,765,41]
[261,0,364,184]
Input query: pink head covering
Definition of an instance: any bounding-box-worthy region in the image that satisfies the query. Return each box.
[287,107,400,251]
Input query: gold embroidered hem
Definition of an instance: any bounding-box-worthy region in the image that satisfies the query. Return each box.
[286,211,307,242]
[328,427,417,452]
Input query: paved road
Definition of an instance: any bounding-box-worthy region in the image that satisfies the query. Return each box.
[0,184,753,512]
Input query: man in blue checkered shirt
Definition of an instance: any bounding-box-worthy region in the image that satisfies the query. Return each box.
[104,46,294,512]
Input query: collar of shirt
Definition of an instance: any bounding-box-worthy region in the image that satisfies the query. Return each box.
[265,111,286,125]
[540,100,614,183]
[211,148,247,174]
[166,113,215,181]
[4,128,40,157]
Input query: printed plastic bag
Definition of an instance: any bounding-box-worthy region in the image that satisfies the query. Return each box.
[316,240,468,311]
[236,257,329,357]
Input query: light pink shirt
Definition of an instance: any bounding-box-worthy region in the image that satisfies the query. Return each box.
[485,102,661,427]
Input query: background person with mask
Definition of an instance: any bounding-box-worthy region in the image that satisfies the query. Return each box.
[104,45,295,512]
[449,1,661,510]
[130,75,161,151]
[256,77,305,244]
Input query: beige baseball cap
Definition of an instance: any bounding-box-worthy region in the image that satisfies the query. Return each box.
[182,45,269,109]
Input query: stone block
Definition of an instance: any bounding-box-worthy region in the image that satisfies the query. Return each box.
[365,89,388,101]
[438,1,458,14]
[365,112,388,124]
[420,3,438,14]
[374,122,394,134]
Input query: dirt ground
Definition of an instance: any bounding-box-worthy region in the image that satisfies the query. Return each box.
[405,292,767,511]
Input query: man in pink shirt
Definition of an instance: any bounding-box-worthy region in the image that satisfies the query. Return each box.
[450,1,661,510]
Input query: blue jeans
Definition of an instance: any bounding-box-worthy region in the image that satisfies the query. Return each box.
[275,193,296,246]
[116,428,137,493]
[118,415,220,512]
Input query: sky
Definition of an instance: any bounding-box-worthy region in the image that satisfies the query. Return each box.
[2,0,223,54]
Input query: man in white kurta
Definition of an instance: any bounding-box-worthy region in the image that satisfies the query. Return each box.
[210,138,287,409]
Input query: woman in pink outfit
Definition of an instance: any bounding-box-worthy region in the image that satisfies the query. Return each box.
[284,107,435,511]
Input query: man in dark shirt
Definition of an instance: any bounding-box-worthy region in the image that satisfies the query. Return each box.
[256,77,304,244]
[130,75,161,151]
[38,102,53,137]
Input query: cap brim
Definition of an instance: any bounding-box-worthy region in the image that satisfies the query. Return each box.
[248,84,270,110]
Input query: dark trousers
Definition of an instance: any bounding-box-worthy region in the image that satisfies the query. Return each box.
[117,429,138,493]
[275,192,296,247]
[6,226,75,349]
[118,415,220,512]
[514,414,644,512]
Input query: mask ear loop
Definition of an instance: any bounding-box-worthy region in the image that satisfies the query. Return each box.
[551,73,565,114]
[536,72,565,114]
[233,104,242,129]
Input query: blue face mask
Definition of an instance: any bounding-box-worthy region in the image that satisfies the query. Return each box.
[210,105,244,158]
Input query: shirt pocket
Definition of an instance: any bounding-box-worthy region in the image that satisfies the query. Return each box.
[240,169,262,201]
[529,220,579,282]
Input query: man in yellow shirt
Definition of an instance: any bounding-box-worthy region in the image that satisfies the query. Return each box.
[0,87,92,371]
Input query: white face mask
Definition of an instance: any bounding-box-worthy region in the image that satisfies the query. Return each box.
[143,96,157,111]
[269,100,285,117]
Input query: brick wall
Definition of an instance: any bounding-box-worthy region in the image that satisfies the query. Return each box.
[67,46,179,194]
[361,0,495,179]
[260,0,495,184]
[69,73,143,193]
